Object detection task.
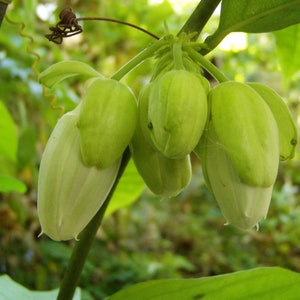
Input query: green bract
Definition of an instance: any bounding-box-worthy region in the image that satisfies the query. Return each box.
[38,106,120,241]
[39,60,103,88]
[130,119,191,198]
[77,78,137,169]
[247,82,297,161]
[208,81,279,187]
[147,69,208,158]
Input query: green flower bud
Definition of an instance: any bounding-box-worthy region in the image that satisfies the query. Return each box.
[77,78,137,169]
[198,123,273,230]
[195,73,211,95]
[147,70,208,158]
[194,81,282,229]
[208,81,279,187]
[137,82,157,148]
[38,106,120,241]
[130,119,191,198]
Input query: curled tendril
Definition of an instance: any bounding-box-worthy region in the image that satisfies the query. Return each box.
[45,7,83,44]
[5,15,64,115]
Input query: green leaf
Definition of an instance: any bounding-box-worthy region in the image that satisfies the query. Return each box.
[105,159,145,217]
[206,0,300,51]
[39,60,103,88]
[0,275,81,300]
[17,125,37,170]
[108,267,300,300]
[0,101,18,163]
[274,24,300,81]
[0,174,27,193]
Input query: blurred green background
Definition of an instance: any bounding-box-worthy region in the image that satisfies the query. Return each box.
[0,1,300,299]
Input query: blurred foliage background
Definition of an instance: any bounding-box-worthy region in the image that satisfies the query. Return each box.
[0,0,300,299]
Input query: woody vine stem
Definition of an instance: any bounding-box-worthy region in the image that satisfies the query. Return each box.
[56,0,221,299]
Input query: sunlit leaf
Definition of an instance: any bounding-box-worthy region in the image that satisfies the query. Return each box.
[206,0,300,51]
[17,125,38,170]
[108,267,300,300]
[0,275,80,300]
[105,159,145,217]
[0,100,18,163]
[274,24,300,81]
[0,174,27,193]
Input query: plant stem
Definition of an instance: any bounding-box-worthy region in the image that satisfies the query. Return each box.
[111,37,168,80]
[77,17,160,40]
[172,42,184,70]
[177,0,221,39]
[0,2,8,26]
[57,148,131,300]
[184,46,229,82]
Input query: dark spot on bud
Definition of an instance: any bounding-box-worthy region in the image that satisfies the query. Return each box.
[148,122,153,130]
[291,138,297,146]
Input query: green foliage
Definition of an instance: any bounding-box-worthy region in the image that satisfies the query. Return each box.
[0,275,81,300]
[0,100,26,193]
[274,24,300,81]
[0,100,17,164]
[105,160,145,217]
[107,267,300,300]
[206,0,300,52]
[0,175,26,193]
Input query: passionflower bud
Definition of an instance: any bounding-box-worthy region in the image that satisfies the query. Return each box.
[77,78,137,169]
[147,69,208,159]
[37,105,120,241]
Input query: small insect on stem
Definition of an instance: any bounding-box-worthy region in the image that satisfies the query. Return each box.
[45,7,160,44]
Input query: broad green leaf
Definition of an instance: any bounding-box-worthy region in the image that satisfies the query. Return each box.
[105,159,145,217]
[39,60,103,88]
[0,101,17,162]
[0,174,27,193]
[108,267,300,300]
[17,125,37,170]
[274,24,300,81]
[0,275,80,300]
[205,0,300,51]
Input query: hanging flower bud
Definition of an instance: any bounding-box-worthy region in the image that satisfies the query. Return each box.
[38,105,120,241]
[130,119,191,198]
[137,82,157,148]
[198,124,273,230]
[77,78,137,169]
[147,70,208,159]
[194,81,280,230]
[207,81,279,187]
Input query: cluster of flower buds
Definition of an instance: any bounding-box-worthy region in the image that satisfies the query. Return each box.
[38,34,297,240]
[194,82,297,230]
